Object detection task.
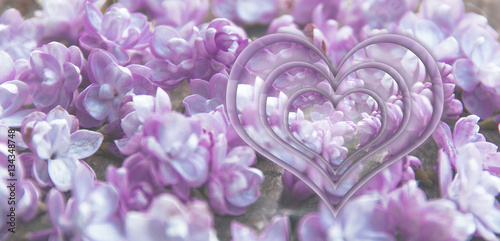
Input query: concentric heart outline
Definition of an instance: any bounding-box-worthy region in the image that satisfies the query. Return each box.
[226,33,444,216]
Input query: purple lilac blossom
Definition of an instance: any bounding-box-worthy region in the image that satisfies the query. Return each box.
[439,144,500,240]
[230,215,290,241]
[30,166,124,241]
[0,9,42,61]
[80,3,152,64]
[183,70,228,115]
[290,0,341,25]
[0,51,33,127]
[146,24,204,88]
[432,115,500,174]
[119,0,208,27]
[125,193,218,241]
[34,0,105,44]
[208,134,263,215]
[20,42,85,112]
[198,18,249,72]
[20,106,103,191]
[298,194,394,240]
[211,0,277,25]
[142,112,210,200]
[115,87,172,155]
[106,153,159,218]
[387,180,475,240]
[0,123,40,240]
[75,49,154,128]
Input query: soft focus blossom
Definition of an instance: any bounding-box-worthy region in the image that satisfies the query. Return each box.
[29,167,124,241]
[183,70,228,115]
[387,180,475,241]
[439,143,500,240]
[21,42,85,112]
[0,9,42,60]
[298,194,394,241]
[20,106,103,191]
[119,0,208,27]
[35,0,105,44]
[208,134,263,215]
[231,215,290,241]
[80,3,152,64]
[125,193,218,241]
[142,112,210,199]
[212,0,277,25]
[106,153,158,217]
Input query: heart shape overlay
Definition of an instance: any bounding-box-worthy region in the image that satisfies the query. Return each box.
[226,33,444,216]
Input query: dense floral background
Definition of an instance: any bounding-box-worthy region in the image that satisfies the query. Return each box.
[1,0,500,240]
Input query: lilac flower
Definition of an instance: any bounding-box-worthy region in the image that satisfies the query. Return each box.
[281,170,315,202]
[267,15,299,34]
[142,112,210,199]
[29,167,124,241]
[387,180,475,241]
[452,25,500,119]
[146,25,203,88]
[125,193,218,241]
[0,123,40,240]
[183,70,228,115]
[80,3,152,64]
[211,0,277,25]
[340,0,418,31]
[208,134,263,215]
[20,106,103,191]
[432,115,499,173]
[231,215,290,241]
[106,153,159,217]
[75,49,154,128]
[298,194,394,241]
[20,42,85,112]
[34,0,105,44]
[439,144,500,240]
[115,88,171,155]
[198,18,249,69]
[0,9,42,60]
[120,0,209,27]
[290,0,341,25]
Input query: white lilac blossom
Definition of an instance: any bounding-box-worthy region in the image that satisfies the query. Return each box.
[0,9,42,61]
[19,106,103,191]
[439,144,500,240]
[230,215,290,241]
[208,134,263,215]
[20,42,85,112]
[125,193,218,241]
[80,3,152,64]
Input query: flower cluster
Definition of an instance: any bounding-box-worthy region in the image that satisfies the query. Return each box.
[0,0,499,240]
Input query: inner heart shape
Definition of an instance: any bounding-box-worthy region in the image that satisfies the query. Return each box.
[226,33,444,216]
